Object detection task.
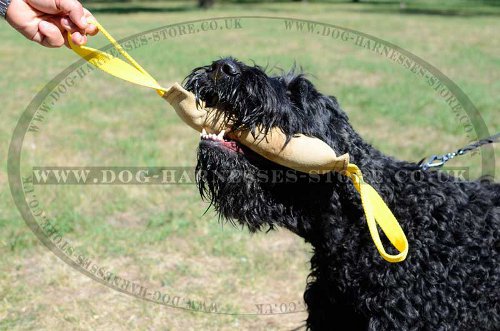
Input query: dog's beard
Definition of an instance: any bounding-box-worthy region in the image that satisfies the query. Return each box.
[195,136,336,234]
[195,139,280,231]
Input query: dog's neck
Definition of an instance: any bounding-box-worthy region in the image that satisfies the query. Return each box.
[328,114,411,174]
[295,116,417,249]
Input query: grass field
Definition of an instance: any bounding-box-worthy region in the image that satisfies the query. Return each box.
[1,0,499,330]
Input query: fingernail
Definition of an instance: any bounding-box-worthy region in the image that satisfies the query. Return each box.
[61,18,70,29]
[81,16,88,27]
[72,32,82,44]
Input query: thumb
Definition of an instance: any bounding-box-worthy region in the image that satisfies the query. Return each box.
[56,0,87,30]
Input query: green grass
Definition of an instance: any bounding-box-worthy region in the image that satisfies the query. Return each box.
[0,1,499,330]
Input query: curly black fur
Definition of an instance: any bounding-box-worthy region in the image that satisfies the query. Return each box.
[184,58,500,330]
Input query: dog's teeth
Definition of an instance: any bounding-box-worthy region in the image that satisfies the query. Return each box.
[200,130,224,141]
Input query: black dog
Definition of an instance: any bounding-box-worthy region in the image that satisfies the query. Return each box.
[184,58,499,330]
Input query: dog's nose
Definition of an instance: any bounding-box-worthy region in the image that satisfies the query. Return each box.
[211,59,240,77]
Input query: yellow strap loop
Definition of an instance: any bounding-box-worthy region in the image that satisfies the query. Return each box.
[345,164,408,262]
[68,20,169,96]
[69,21,409,263]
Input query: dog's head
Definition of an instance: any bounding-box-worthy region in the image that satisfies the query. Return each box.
[184,58,351,234]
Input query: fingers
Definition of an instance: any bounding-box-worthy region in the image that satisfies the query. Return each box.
[59,11,98,48]
[7,0,97,48]
[55,0,99,47]
[60,16,86,46]
[56,0,87,30]
[37,20,65,47]
[83,9,98,36]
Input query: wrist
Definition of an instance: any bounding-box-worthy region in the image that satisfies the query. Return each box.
[0,0,11,18]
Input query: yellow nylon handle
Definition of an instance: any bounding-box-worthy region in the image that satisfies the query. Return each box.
[68,20,409,263]
[346,164,408,262]
[68,20,169,96]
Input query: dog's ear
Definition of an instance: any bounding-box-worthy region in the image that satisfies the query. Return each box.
[284,74,317,110]
[284,74,345,120]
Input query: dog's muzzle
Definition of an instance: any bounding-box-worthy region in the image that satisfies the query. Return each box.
[162,83,350,174]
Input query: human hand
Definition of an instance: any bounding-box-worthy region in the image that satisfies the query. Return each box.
[5,0,98,48]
